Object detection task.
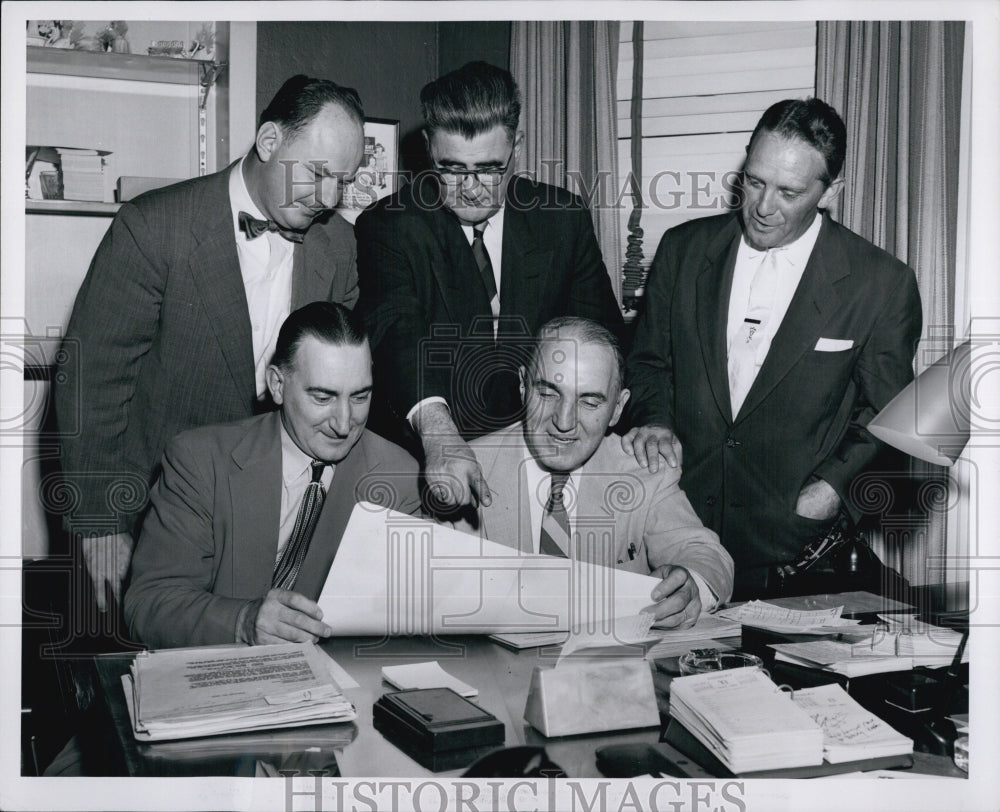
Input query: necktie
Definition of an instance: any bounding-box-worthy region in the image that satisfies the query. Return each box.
[272,461,327,590]
[472,222,498,302]
[539,472,571,558]
[238,210,305,244]
[728,248,782,418]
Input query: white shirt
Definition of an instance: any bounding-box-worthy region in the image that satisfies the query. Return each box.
[520,447,717,611]
[229,158,296,399]
[406,205,506,425]
[726,212,823,373]
[276,420,335,562]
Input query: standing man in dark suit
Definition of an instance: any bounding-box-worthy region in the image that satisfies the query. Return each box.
[356,61,623,514]
[624,99,922,599]
[125,303,420,649]
[55,76,366,612]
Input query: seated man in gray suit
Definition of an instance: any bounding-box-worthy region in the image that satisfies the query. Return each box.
[125,302,421,648]
[464,317,733,628]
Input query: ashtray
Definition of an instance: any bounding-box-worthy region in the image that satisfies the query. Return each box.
[678,649,763,675]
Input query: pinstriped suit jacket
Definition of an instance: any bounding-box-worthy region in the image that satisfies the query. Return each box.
[54,163,359,535]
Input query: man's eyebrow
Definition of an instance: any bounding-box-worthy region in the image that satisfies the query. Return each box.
[350,385,373,397]
[579,391,608,402]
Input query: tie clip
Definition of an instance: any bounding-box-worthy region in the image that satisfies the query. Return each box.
[744,318,761,325]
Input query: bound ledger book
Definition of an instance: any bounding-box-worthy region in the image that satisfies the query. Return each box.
[122,642,356,741]
[668,667,824,773]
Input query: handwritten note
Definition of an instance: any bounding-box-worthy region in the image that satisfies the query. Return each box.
[718,600,860,633]
[792,683,912,763]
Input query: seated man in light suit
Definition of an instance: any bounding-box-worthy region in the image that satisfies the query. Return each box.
[124,302,421,649]
[464,317,734,628]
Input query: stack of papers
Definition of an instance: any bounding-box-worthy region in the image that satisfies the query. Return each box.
[717,600,862,634]
[123,643,356,741]
[56,147,108,201]
[668,667,824,773]
[792,683,913,763]
[859,615,969,667]
[769,636,918,677]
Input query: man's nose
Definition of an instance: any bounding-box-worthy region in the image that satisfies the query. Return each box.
[315,176,341,209]
[552,400,576,432]
[326,400,351,436]
[754,187,778,217]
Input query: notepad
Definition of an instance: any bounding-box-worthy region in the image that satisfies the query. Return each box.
[770,637,916,677]
[380,662,478,698]
[792,683,913,763]
[668,667,824,773]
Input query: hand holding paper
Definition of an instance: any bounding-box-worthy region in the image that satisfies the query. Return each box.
[644,565,701,628]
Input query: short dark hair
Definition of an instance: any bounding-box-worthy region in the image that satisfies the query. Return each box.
[421,61,521,139]
[259,75,365,141]
[270,301,367,370]
[527,317,625,392]
[748,98,847,185]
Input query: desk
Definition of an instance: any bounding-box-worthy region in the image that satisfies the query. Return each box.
[90,636,666,778]
[87,630,964,779]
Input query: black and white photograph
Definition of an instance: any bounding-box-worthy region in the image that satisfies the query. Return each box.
[2,2,998,811]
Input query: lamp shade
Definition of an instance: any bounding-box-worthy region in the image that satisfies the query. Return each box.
[866,340,971,466]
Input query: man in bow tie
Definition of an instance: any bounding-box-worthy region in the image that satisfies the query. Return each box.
[623,98,922,599]
[55,75,366,620]
[124,302,420,648]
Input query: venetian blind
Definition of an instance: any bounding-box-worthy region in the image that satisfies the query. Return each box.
[617,21,817,297]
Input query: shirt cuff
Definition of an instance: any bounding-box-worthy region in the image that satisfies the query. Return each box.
[688,569,719,613]
[234,600,259,645]
[406,396,450,429]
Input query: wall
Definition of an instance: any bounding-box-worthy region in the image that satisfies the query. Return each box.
[256,22,438,170]
[438,21,510,76]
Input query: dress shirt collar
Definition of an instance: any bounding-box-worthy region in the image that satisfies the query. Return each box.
[521,443,581,518]
[229,156,268,237]
[459,203,505,244]
[737,211,823,267]
[280,418,334,487]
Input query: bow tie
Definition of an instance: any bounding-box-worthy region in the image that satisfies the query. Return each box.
[238,211,305,244]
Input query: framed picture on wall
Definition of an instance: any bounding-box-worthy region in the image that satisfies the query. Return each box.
[337,117,399,223]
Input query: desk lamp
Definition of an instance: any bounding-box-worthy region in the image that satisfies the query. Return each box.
[866,339,972,757]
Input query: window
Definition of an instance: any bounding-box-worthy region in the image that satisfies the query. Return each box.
[617,21,817,297]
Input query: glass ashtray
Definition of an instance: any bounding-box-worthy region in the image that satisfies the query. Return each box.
[678,649,763,675]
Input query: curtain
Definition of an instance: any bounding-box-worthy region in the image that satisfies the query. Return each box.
[511,21,623,302]
[817,21,965,585]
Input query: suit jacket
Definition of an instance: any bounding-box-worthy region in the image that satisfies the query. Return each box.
[54,163,359,535]
[626,212,922,597]
[124,412,420,648]
[355,175,623,444]
[463,424,734,604]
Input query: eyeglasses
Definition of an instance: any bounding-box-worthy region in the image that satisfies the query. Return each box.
[432,147,515,188]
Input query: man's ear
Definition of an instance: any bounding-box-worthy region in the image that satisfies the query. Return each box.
[255,121,283,164]
[608,387,631,430]
[818,175,845,210]
[513,130,524,161]
[265,365,284,405]
[518,365,527,406]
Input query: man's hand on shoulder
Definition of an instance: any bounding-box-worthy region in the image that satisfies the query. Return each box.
[644,565,701,629]
[621,424,681,473]
[795,478,841,522]
[242,589,334,645]
[81,532,134,612]
[413,402,491,511]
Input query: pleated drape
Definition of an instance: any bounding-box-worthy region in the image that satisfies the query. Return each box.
[511,21,624,302]
[817,21,965,585]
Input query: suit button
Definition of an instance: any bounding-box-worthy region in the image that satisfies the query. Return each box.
[706,496,717,507]
[726,438,740,448]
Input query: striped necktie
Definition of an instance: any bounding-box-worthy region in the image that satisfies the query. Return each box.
[539,472,571,558]
[472,221,498,302]
[272,461,327,590]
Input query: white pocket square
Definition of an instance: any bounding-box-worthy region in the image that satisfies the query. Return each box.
[814,337,854,352]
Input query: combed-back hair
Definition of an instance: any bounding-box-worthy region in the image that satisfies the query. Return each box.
[529,316,625,392]
[271,301,367,370]
[748,98,847,185]
[421,61,521,139]
[259,74,364,141]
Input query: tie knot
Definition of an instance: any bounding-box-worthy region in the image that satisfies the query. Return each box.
[310,461,327,483]
[473,221,488,239]
[549,472,570,501]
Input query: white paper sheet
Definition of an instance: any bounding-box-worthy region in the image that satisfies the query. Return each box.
[317,503,661,635]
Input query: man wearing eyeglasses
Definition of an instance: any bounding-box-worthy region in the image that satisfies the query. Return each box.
[356,61,623,513]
